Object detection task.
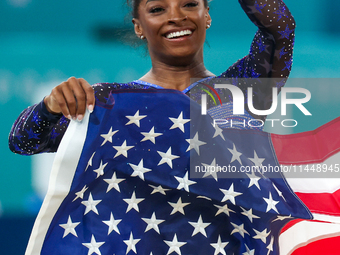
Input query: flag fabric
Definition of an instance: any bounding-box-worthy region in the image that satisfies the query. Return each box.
[26,88,314,255]
[272,117,340,255]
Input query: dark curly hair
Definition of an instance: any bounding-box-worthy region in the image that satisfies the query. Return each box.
[126,0,209,19]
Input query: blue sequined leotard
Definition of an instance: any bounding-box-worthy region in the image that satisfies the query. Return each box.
[9,0,295,155]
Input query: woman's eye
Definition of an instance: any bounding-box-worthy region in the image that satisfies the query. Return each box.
[184,1,199,8]
[149,7,165,13]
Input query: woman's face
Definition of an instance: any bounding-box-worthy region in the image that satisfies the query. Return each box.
[133,0,211,65]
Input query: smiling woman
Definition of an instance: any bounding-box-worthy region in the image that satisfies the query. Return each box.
[131,0,212,77]
[9,0,296,150]
[8,0,295,129]
[9,0,297,254]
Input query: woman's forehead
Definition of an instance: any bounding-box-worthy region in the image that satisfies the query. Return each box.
[140,0,207,6]
[132,0,208,18]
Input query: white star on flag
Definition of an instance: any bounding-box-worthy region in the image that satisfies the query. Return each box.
[197,196,212,201]
[103,172,125,193]
[100,127,118,146]
[185,132,206,155]
[102,212,121,235]
[93,160,108,178]
[220,183,243,205]
[202,158,219,181]
[141,127,162,144]
[59,216,80,238]
[113,140,134,158]
[123,232,141,254]
[168,197,190,215]
[210,235,229,255]
[211,122,225,140]
[228,143,243,165]
[240,207,260,223]
[169,112,190,132]
[230,222,250,238]
[175,172,196,192]
[273,183,286,201]
[266,236,274,255]
[81,193,102,215]
[73,185,88,202]
[123,191,145,213]
[82,235,105,255]
[243,244,255,255]
[214,204,236,217]
[125,110,147,127]
[253,228,271,244]
[246,171,261,190]
[142,212,165,234]
[249,150,265,169]
[157,147,180,168]
[272,215,292,222]
[148,184,170,195]
[189,215,211,237]
[129,159,152,181]
[85,152,96,171]
[164,234,187,255]
[263,192,279,213]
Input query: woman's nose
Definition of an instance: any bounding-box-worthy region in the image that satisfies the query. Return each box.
[167,8,188,23]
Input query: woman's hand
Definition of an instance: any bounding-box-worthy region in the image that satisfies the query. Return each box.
[43,77,95,121]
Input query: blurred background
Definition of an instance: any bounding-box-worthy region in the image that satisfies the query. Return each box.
[0,0,339,253]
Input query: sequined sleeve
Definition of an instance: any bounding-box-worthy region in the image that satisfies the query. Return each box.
[8,82,154,155]
[8,83,115,155]
[8,100,69,155]
[220,0,296,112]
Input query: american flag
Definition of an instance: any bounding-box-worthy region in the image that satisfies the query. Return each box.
[272,117,340,255]
[26,88,318,255]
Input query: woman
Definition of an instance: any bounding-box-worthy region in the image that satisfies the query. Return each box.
[9,0,295,155]
[9,0,300,254]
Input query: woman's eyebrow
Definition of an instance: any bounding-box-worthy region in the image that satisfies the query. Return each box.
[146,0,163,5]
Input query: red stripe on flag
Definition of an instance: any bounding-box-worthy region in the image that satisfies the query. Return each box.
[295,190,340,216]
[276,117,340,255]
[290,235,340,255]
[271,117,340,165]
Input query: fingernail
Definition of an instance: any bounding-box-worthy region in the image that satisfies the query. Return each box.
[88,105,94,113]
[72,116,77,121]
[66,115,71,120]
[77,115,83,122]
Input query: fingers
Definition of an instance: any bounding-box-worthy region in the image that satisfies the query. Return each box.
[44,77,95,121]
[78,78,95,114]
[67,77,86,120]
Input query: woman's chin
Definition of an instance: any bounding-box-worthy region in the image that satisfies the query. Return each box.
[166,46,201,60]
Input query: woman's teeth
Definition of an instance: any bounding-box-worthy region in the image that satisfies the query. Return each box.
[166,30,192,39]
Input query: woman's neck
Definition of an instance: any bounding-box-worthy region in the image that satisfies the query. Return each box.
[139,60,215,91]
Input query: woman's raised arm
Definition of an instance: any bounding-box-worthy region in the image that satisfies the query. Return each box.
[221,0,295,115]
[224,0,295,78]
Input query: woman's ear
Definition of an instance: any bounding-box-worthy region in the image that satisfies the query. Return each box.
[206,7,212,27]
[132,18,144,39]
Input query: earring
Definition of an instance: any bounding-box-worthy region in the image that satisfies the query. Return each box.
[140,35,145,39]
